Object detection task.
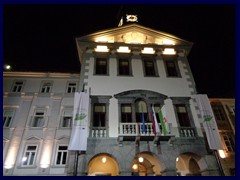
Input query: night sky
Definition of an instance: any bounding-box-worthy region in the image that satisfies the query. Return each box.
[3,4,235,98]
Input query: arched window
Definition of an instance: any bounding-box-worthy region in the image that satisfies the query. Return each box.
[135,99,148,123]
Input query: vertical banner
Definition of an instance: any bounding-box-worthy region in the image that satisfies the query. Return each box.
[193,94,223,150]
[68,92,89,151]
[158,105,169,136]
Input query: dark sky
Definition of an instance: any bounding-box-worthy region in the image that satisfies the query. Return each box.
[3,4,235,98]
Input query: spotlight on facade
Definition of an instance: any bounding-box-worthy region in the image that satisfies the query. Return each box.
[4,164,13,169]
[4,64,11,70]
[101,157,107,163]
[218,150,226,159]
[40,164,49,168]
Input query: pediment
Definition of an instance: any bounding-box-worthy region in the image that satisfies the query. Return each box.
[77,24,192,46]
[25,136,42,141]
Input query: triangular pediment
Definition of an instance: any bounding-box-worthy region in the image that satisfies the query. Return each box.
[25,136,42,141]
[77,24,192,46]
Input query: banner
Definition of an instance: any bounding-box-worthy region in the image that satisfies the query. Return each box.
[68,92,89,151]
[151,105,161,136]
[193,94,223,150]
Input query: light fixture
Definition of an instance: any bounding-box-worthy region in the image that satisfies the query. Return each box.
[162,48,176,55]
[4,64,11,70]
[176,157,179,162]
[132,164,138,170]
[162,39,175,45]
[101,157,107,163]
[138,157,144,163]
[95,45,109,52]
[218,150,226,159]
[117,46,131,53]
[141,47,155,54]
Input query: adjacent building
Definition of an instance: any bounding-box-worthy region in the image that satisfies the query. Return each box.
[3,15,231,176]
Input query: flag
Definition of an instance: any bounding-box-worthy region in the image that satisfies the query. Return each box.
[193,94,223,150]
[158,105,168,136]
[141,111,147,134]
[151,105,161,136]
[68,92,89,151]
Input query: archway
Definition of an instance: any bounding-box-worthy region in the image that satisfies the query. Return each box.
[176,152,206,176]
[87,153,119,176]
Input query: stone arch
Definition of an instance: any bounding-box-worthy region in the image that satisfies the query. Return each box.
[176,152,208,176]
[87,153,119,176]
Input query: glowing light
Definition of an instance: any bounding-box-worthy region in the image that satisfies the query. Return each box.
[101,157,107,163]
[95,45,109,52]
[141,47,155,54]
[22,157,27,162]
[162,48,176,55]
[4,144,18,170]
[40,164,49,168]
[4,64,11,70]
[95,37,108,43]
[40,143,52,168]
[162,39,175,45]
[218,150,226,159]
[138,157,144,163]
[4,164,13,169]
[117,46,131,53]
[176,157,179,162]
[132,164,138,170]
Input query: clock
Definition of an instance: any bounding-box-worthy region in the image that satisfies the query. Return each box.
[126,15,138,22]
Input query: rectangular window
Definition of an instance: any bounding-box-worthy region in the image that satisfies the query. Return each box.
[121,104,132,122]
[212,105,226,121]
[3,110,14,128]
[144,60,156,76]
[223,134,235,152]
[176,105,191,127]
[93,104,106,127]
[119,59,130,75]
[61,109,72,128]
[22,145,37,166]
[12,81,23,92]
[165,61,178,77]
[96,58,107,75]
[56,146,68,165]
[30,111,45,127]
[67,82,77,93]
[40,82,52,93]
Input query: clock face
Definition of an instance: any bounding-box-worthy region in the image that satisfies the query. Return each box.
[126,15,138,22]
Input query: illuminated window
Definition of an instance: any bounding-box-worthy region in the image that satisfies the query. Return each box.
[93,104,106,127]
[55,146,68,165]
[118,58,131,76]
[60,109,72,128]
[95,58,108,75]
[67,82,77,93]
[30,110,45,127]
[22,145,37,166]
[121,104,132,122]
[3,110,14,128]
[40,81,52,93]
[12,81,24,92]
[223,134,235,152]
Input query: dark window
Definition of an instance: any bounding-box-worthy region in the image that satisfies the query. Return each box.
[135,100,148,123]
[144,60,156,76]
[96,58,107,75]
[93,104,106,127]
[166,61,178,77]
[176,105,191,127]
[56,146,68,165]
[223,134,235,152]
[67,82,77,93]
[212,105,226,121]
[119,59,130,75]
[12,81,23,92]
[121,104,132,122]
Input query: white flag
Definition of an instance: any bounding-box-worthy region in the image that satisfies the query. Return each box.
[68,92,89,151]
[152,106,161,135]
[193,94,223,150]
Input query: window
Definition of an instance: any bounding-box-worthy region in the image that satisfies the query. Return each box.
[55,146,68,165]
[165,61,179,77]
[121,104,132,122]
[95,58,107,75]
[93,104,106,127]
[3,110,14,128]
[135,100,148,123]
[223,134,235,152]
[176,105,191,127]
[212,105,226,121]
[40,81,52,93]
[30,111,45,127]
[67,82,77,93]
[118,58,130,75]
[12,81,23,92]
[143,59,156,76]
[60,109,72,128]
[22,145,37,166]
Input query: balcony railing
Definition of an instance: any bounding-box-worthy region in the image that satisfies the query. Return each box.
[179,127,197,137]
[91,127,107,138]
[119,122,162,136]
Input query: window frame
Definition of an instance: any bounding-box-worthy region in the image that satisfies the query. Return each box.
[21,145,38,167]
[117,54,132,76]
[3,109,15,128]
[11,80,24,93]
[66,82,78,93]
[40,81,53,93]
[142,56,159,77]
[29,109,46,128]
[60,108,73,128]
[163,55,181,78]
[55,145,68,166]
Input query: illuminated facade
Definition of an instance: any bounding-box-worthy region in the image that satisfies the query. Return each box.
[3,18,227,176]
[209,98,235,176]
